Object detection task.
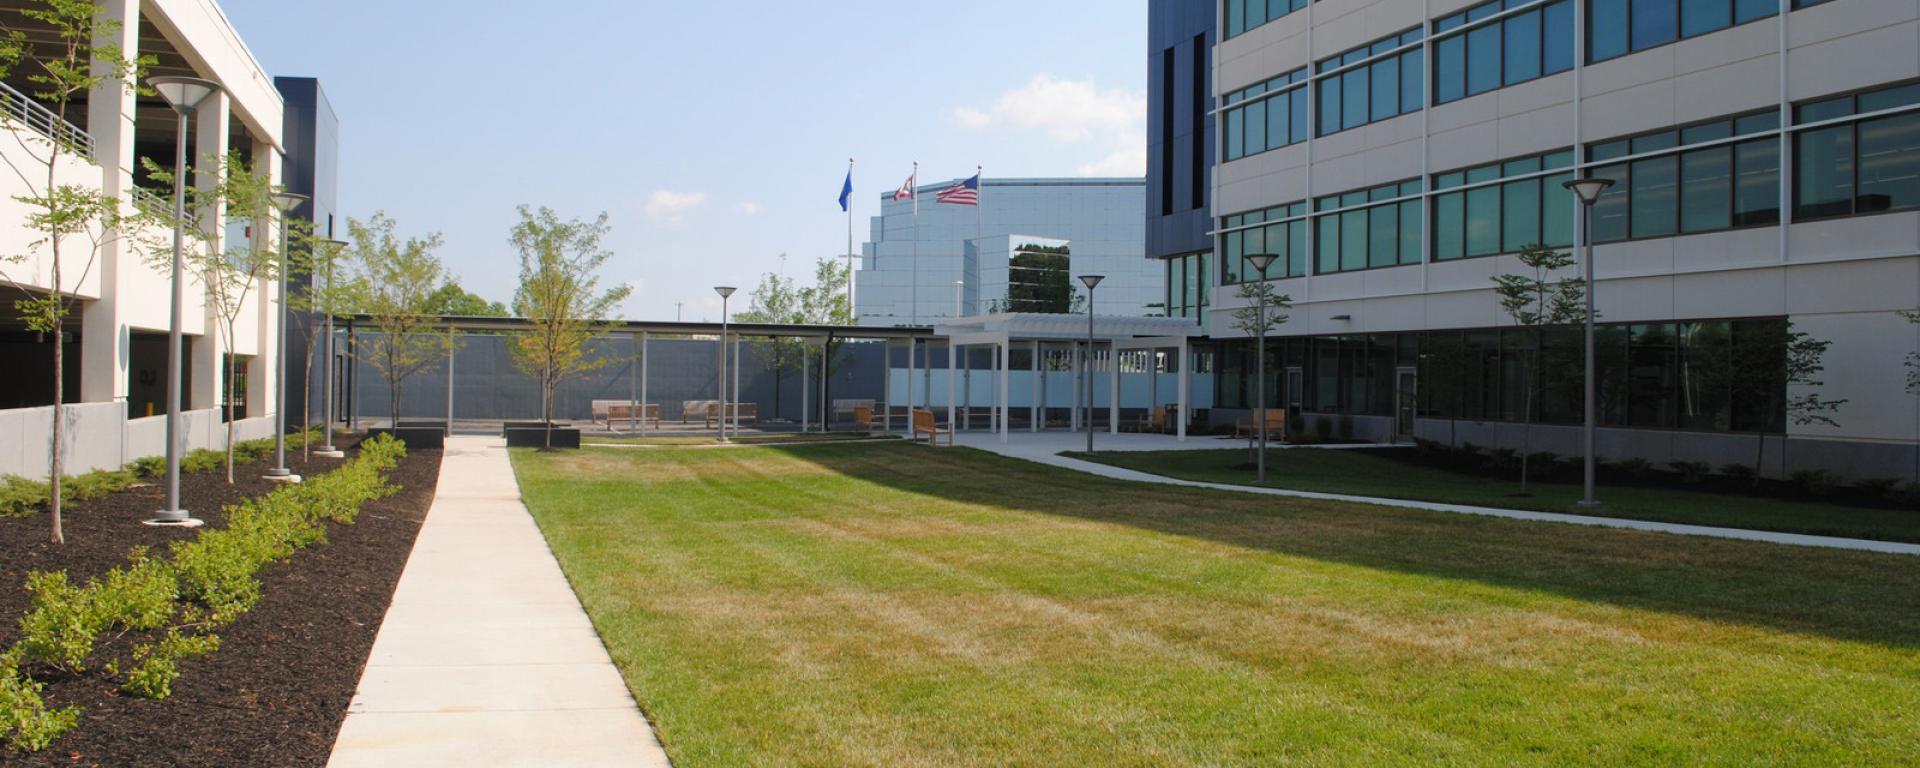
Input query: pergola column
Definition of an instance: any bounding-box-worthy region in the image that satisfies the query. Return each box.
[1030,340,1040,432]
[1108,342,1119,435]
[801,342,810,433]
[640,332,649,433]
[998,341,1010,443]
[1070,343,1081,432]
[1178,337,1190,441]
[947,339,957,430]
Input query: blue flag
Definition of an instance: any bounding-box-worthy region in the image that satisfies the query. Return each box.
[838,169,853,212]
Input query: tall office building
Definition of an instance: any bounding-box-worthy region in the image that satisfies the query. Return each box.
[856,177,1155,325]
[1149,0,1219,323]
[274,76,341,430]
[1151,0,1918,477]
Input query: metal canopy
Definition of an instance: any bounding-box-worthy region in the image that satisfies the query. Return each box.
[339,314,935,340]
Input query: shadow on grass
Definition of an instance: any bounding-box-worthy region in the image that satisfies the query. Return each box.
[759,442,1920,650]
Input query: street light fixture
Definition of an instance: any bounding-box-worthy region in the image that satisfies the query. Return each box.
[1244,253,1278,484]
[1562,177,1615,508]
[714,286,735,442]
[264,191,307,483]
[314,238,349,459]
[146,75,223,527]
[1078,275,1103,453]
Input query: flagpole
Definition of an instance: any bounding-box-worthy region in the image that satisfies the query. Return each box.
[910,160,919,327]
[846,157,855,321]
[972,165,982,319]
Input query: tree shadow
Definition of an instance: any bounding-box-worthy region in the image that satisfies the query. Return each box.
[767,443,1920,650]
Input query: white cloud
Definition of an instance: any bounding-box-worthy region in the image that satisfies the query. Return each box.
[963,74,1145,142]
[952,106,992,128]
[644,190,707,223]
[738,201,764,216]
[1078,143,1147,177]
[956,75,1147,177]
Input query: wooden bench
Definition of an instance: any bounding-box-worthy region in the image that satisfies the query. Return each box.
[591,400,659,428]
[833,399,876,423]
[681,400,718,423]
[1132,404,1177,434]
[911,408,952,446]
[853,405,878,433]
[1234,408,1288,442]
[705,403,758,428]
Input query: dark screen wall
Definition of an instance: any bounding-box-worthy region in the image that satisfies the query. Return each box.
[276,77,341,430]
[1147,0,1216,261]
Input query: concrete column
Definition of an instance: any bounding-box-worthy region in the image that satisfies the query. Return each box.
[1178,338,1190,442]
[801,342,809,433]
[1108,342,1119,435]
[79,0,140,405]
[732,336,741,430]
[189,90,229,413]
[252,142,282,423]
[1030,340,1040,432]
[905,338,917,418]
[998,341,1009,443]
[947,340,956,430]
[1070,343,1080,432]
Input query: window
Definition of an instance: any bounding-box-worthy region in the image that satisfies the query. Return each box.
[1414,316,1788,432]
[1222,68,1310,161]
[1587,109,1781,242]
[1220,203,1309,285]
[1164,251,1211,320]
[1589,0,1776,63]
[1793,83,1920,220]
[1160,47,1175,217]
[1430,149,1576,260]
[1225,0,1313,41]
[1316,29,1423,137]
[1312,180,1423,274]
[1434,0,1574,105]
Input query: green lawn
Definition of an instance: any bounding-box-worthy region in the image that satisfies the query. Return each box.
[513,442,1920,767]
[1073,447,1920,543]
[583,432,891,447]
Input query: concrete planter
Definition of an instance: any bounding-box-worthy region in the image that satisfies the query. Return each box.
[366,426,446,450]
[505,424,580,449]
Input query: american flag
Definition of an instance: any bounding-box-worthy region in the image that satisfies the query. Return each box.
[937,172,981,206]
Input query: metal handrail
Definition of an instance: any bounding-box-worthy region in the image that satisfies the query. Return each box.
[129,185,169,217]
[0,79,93,158]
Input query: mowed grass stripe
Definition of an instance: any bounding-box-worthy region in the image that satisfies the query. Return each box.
[515,442,1920,767]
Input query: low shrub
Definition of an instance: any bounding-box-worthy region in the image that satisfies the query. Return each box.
[1669,461,1711,484]
[0,434,407,751]
[1614,458,1654,481]
[1790,469,1840,497]
[128,455,167,479]
[1311,418,1333,444]
[1719,463,1758,483]
[1484,448,1520,473]
[1849,477,1899,499]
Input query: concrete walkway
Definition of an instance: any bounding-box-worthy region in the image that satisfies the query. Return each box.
[328,437,671,768]
[954,432,1920,557]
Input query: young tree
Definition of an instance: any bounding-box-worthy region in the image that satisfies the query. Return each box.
[285,225,363,461]
[139,151,282,483]
[1491,244,1585,493]
[1904,310,1918,482]
[0,1,150,543]
[1732,320,1845,481]
[1229,276,1292,450]
[507,205,631,448]
[350,213,455,430]
[734,271,805,419]
[422,282,508,317]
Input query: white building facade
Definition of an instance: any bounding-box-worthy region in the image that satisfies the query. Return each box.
[0,0,290,478]
[857,178,1157,326]
[1190,0,1918,478]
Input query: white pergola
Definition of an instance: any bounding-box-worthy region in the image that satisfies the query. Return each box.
[923,313,1203,443]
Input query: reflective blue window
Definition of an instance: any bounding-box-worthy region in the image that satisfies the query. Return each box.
[1680,0,1729,38]
[1504,10,1541,84]
[1466,24,1501,95]
[1630,0,1678,51]
[1316,31,1422,137]
[1435,35,1466,103]
[1370,58,1399,122]
[1590,0,1629,60]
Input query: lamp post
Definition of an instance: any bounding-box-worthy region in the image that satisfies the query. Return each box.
[264,191,308,483]
[314,238,349,458]
[714,286,735,442]
[1078,275,1103,453]
[146,75,223,527]
[1245,253,1278,483]
[1562,177,1614,508]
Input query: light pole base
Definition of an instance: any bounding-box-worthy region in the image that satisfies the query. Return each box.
[314,446,345,458]
[1575,499,1602,509]
[143,511,204,528]
[263,472,302,484]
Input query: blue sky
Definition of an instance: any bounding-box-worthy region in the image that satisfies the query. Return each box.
[222,1,1148,322]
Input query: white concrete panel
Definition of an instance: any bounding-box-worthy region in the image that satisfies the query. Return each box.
[1785,256,1920,316]
[1669,267,1786,319]
[1786,310,1919,442]
[1787,21,1920,101]
[1788,214,1920,265]
[1671,55,1781,126]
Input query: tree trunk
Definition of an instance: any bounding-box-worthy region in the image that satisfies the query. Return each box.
[225,344,237,484]
[49,317,65,545]
[543,367,554,450]
[301,329,315,462]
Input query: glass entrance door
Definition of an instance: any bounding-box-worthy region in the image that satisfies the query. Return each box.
[1394,367,1418,442]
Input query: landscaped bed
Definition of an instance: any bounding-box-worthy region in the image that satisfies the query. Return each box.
[1072,447,1920,543]
[0,437,440,767]
[514,441,1920,766]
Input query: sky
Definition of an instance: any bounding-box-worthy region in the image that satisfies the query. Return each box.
[220,1,1148,323]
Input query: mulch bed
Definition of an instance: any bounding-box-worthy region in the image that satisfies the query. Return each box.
[0,443,442,767]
